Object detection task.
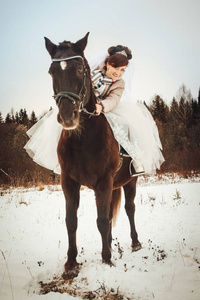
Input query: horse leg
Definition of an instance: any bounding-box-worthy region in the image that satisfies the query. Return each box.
[108,202,113,248]
[108,188,122,247]
[95,177,113,264]
[123,178,142,251]
[61,175,80,271]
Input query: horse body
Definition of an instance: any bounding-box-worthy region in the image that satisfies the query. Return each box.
[58,115,119,189]
[45,33,141,271]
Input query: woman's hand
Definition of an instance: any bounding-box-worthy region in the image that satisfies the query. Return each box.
[95,103,103,115]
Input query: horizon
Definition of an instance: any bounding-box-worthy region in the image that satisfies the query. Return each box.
[0,0,200,119]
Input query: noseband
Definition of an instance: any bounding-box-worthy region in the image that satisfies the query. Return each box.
[52,55,95,115]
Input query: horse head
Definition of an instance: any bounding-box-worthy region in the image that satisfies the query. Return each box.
[45,33,93,130]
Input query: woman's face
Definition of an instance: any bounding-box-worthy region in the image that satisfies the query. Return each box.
[106,63,127,80]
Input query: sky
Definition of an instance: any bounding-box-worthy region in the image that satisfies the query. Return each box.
[0,0,200,119]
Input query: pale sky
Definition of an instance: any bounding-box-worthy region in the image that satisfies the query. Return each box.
[0,0,200,119]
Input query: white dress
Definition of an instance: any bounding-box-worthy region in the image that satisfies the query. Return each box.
[24,51,164,175]
[105,102,164,174]
[24,107,62,174]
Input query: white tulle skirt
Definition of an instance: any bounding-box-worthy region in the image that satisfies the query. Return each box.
[24,102,164,175]
[24,108,62,174]
[105,102,164,174]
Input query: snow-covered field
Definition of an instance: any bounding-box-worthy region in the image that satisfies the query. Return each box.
[0,175,200,300]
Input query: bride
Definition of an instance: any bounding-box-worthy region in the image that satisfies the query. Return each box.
[24,44,164,176]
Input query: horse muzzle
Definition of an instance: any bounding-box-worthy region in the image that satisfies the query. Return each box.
[57,106,80,130]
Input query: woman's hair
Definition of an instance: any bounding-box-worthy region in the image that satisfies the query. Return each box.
[105,45,132,68]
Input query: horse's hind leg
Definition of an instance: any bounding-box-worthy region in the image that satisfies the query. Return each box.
[95,176,113,264]
[61,176,80,271]
[108,203,113,248]
[123,178,142,251]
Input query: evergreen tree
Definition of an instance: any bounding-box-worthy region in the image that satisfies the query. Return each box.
[22,109,29,126]
[0,112,3,123]
[191,99,200,124]
[5,113,12,123]
[19,108,29,126]
[191,88,200,125]
[15,112,19,124]
[170,97,179,113]
[168,97,184,150]
[149,95,169,123]
[18,109,24,124]
[30,111,37,126]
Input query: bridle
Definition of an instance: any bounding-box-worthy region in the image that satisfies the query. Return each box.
[52,55,86,109]
[52,55,98,116]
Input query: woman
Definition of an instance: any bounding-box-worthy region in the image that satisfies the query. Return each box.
[89,45,164,175]
[25,45,164,175]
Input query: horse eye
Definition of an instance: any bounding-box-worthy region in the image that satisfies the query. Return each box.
[77,66,83,74]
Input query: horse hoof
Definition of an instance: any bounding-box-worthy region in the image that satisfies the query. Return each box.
[62,261,80,280]
[103,259,115,267]
[132,242,142,252]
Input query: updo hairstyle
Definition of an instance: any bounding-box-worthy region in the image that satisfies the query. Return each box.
[105,45,132,68]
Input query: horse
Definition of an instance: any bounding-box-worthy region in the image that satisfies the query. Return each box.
[44,32,141,272]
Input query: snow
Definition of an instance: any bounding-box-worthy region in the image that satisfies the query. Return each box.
[0,176,200,300]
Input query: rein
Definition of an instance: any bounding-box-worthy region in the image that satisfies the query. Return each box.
[52,55,98,117]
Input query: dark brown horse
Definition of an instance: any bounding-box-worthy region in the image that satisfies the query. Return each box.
[44,33,141,271]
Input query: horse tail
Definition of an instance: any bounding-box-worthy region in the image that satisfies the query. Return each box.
[111,188,122,225]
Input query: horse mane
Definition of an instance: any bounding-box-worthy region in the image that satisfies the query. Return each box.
[57,40,86,57]
[58,41,72,50]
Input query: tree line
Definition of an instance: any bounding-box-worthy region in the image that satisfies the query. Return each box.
[147,85,200,172]
[0,107,56,187]
[1,108,38,128]
[0,84,199,186]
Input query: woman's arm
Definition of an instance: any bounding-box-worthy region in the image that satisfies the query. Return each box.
[100,80,125,113]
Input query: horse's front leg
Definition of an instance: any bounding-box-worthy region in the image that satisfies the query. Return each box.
[61,175,80,270]
[123,178,142,251]
[95,176,113,264]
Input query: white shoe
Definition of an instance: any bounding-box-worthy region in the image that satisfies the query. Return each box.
[130,160,145,177]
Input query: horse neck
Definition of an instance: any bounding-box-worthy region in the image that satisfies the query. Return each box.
[84,61,97,112]
[85,84,96,111]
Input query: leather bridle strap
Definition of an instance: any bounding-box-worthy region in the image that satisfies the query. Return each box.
[53,92,80,108]
[52,55,83,62]
[52,55,86,108]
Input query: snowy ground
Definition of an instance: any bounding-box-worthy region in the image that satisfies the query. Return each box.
[0,175,200,300]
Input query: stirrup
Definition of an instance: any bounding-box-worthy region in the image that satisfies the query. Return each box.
[129,160,145,177]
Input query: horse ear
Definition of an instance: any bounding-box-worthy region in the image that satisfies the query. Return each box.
[74,32,89,52]
[44,37,57,58]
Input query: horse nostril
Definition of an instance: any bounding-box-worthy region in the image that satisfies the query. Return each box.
[73,110,78,120]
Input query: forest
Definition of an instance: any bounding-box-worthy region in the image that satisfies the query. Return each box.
[0,84,200,187]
